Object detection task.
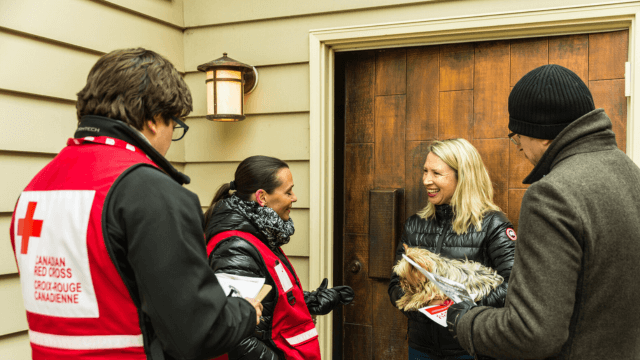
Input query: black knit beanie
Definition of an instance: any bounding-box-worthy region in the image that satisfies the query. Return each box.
[508,64,595,140]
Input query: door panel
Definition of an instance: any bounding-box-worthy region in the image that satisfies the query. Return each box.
[339,30,628,360]
[474,41,510,139]
[406,47,439,141]
[374,95,406,189]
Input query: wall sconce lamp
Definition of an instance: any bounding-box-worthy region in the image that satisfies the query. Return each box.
[197,53,258,122]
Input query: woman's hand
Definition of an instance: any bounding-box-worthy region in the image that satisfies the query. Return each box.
[245,298,263,325]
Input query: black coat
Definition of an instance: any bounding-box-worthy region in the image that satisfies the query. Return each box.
[388,205,515,357]
[205,198,302,360]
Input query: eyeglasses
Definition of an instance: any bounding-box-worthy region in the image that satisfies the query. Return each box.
[171,116,189,141]
[508,132,521,146]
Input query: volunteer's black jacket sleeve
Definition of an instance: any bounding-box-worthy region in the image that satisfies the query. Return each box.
[209,237,281,360]
[104,165,256,360]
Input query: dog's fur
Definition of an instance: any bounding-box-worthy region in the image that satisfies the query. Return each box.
[393,244,503,311]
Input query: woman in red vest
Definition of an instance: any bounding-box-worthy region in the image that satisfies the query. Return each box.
[204,155,354,360]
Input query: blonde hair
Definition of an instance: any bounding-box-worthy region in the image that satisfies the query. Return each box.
[417,138,500,234]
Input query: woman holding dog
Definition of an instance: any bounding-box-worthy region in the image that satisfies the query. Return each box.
[388,139,516,360]
[204,155,354,360]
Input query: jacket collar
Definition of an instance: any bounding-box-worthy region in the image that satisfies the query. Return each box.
[205,197,269,245]
[74,115,190,185]
[435,204,454,222]
[523,109,619,184]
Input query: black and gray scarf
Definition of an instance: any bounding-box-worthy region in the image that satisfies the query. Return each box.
[228,195,295,248]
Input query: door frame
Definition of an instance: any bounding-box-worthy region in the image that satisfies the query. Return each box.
[309,1,639,356]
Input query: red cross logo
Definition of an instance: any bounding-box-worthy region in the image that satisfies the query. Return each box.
[18,202,43,254]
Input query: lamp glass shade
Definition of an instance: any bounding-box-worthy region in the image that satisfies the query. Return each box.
[216,80,242,115]
[216,69,242,80]
[206,71,214,115]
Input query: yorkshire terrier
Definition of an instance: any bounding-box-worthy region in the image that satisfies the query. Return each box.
[393,244,503,311]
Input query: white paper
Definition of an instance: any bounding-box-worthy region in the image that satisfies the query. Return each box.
[402,254,476,304]
[419,303,452,327]
[215,273,265,298]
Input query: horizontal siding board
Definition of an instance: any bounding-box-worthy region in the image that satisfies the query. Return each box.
[0,91,183,162]
[0,30,100,101]
[0,214,18,275]
[183,114,309,162]
[101,0,184,27]
[0,153,53,212]
[0,92,77,154]
[288,256,309,291]
[165,136,185,163]
[0,275,28,336]
[184,0,437,27]
[184,161,310,209]
[0,0,184,71]
[0,331,30,359]
[183,0,597,69]
[184,64,310,116]
[281,209,310,257]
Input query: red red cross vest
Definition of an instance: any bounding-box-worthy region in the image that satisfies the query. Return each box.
[10,136,157,359]
[207,231,321,360]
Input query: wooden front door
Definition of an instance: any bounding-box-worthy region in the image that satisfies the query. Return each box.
[334,30,628,360]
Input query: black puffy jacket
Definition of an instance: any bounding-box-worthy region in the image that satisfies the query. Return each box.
[205,198,305,360]
[388,204,515,357]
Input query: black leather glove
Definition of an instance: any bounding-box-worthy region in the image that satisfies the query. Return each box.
[305,278,354,315]
[446,300,477,341]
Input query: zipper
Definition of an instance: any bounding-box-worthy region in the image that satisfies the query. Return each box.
[435,223,447,254]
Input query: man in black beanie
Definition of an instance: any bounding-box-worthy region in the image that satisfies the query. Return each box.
[446,64,640,359]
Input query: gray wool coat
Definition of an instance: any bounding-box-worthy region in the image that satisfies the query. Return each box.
[456,109,640,359]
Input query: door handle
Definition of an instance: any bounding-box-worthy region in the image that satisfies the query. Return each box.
[349,260,362,274]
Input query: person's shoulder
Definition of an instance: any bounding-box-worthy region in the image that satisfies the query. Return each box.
[405,213,426,226]
[121,165,195,194]
[211,235,262,260]
[404,213,431,233]
[482,210,511,230]
[112,164,199,207]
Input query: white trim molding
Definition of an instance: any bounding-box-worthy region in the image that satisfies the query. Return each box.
[309,1,639,357]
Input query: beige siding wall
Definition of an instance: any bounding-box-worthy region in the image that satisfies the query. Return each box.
[0,0,184,357]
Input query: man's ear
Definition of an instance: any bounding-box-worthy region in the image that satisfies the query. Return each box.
[144,119,158,135]
[542,139,553,146]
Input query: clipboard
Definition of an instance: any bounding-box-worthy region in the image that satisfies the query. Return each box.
[255,284,272,303]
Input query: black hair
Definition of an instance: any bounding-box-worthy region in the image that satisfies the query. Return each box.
[203,155,289,226]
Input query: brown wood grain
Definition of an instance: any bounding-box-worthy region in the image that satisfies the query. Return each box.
[343,324,373,360]
[507,189,527,232]
[549,34,589,85]
[508,141,533,190]
[405,141,431,218]
[440,43,474,91]
[407,46,439,141]
[369,189,403,279]
[343,234,373,325]
[439,90,473,140]
[474,41,510,139]
[375,95,406,188]
[345,143,374,234]
[471,139,509,214]
[376,49,407,96]
[589,30,629,81]
[346,51,376,144]
[371,280,408,360]
[511,37,548,86]
[590,79,627,152]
